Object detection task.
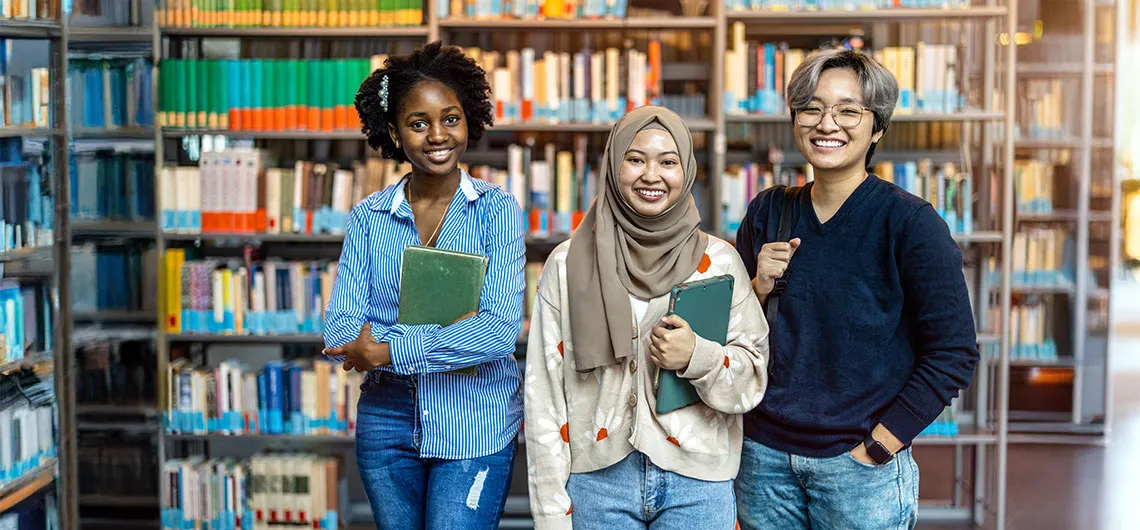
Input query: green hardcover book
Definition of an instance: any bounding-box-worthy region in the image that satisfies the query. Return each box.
[398,245,487,326]
[174,59,188,128]
[158,60,169,127]
[308,60,321,129]
[655,275,734,414]
[184,60,198,128]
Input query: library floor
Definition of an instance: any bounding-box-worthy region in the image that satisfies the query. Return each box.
[921,335,1140,530]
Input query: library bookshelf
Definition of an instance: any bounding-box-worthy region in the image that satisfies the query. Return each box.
[53,1,1124,530]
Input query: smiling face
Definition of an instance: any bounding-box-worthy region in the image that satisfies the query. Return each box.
[617,128,685,218]
[794,67,884,175]
[388,80,468,179]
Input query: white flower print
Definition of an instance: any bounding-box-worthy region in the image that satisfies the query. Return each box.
[664,414,694,451]
[594,408,622,442]
[552,491,572,516]
[534,414,569,459]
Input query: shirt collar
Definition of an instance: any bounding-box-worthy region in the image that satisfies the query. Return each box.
[370,168,490,213]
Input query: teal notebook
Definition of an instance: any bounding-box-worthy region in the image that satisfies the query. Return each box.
[398,245,489,375]
[655,275,734,414]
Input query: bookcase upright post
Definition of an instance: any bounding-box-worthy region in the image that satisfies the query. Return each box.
[150,6,169,518]
[49,1,77,526]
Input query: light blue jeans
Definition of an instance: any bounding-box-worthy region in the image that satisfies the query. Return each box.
[566,451,736,530]
[735,438,920,530]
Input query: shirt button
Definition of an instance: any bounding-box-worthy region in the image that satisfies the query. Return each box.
[632,325,638,338]
[628,393,637,407]
[630,360,638,373]
[423,410,430,417]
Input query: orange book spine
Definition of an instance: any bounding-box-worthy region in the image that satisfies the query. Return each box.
[308,108,321,131]
[334,106,349,130]
[321,108,335,131]
[274,108,287,131]
[229,109,242,131]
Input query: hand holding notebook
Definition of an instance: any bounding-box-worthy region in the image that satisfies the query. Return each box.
[653,275,734,414]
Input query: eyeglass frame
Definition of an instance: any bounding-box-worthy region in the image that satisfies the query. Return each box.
[792,103,873,129]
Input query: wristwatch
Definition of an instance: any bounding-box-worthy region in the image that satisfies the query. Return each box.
[863,434,895,465]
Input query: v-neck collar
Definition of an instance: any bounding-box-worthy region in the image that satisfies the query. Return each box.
[803,174,879,236]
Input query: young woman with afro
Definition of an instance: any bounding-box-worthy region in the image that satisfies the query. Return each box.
[322,41,526,530]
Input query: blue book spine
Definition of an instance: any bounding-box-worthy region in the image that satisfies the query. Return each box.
[257,371,268,434]
[266,362,284,434]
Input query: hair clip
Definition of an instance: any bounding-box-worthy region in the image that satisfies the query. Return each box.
[379,75,389,112]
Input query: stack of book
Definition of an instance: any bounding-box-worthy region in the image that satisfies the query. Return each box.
[0,1,56,21]
[721,162,815,234]
[157,57,374,132]
[165,358,363,436]
[0,280,52,365]
[71,245,157,314]
[161,151,402,236]
[162,251,335,337]
[157,0,423,27]
[874,160,973,234]
[0,374,56,488]
[0,48,51,129]
[724,26,962,116]
[438,0,629,20]
[67,58,155,130]
[1015,159,1056,215]
[70,149,155,223]
[463,43,706,125]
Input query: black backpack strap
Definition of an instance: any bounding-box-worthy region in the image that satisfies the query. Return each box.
[765,186,802,330]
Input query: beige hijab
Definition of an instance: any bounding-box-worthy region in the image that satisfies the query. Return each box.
[566,105,709,372]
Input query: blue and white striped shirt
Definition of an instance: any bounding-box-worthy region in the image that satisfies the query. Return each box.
[323,170,525,460]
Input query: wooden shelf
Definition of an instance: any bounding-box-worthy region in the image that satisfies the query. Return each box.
[1015,62,1114,76]
[439,17,716,30]
[73,311,155,324]
[953,231,1003,244]
[0,127,57,138]
[1015,137,1114,149]
[0,246,52,263]
[1017,210,1114,223]
[911,426,997,446]
[68,26,153,43]
[72,127,156,139]
[0,19,61,39]
[725,6,1008,23]
[167,334,326,343]
[72,221,157,238]
[166,433,354,443]
[0,459,57,513]
[159,26,429,38]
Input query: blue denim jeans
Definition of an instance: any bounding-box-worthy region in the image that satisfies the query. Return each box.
[355,371,516,530]
[566,451,736,530]
[735,438,920,530]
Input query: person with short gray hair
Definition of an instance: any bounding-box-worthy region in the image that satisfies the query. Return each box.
[732,47,979,530]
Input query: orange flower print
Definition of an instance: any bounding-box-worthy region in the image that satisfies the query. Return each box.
[697,253,712,274]
[594,409,622,442]
[664,415,694,450]
[720,354,736,386]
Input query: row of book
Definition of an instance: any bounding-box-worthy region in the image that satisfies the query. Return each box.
[0,1,54,20]
[157,0,423,28]
[724,0,970,9]
[78,432,159,499]
[1015,159,1056,215]
[162,250,335,336]
[166,358,364,436]
[71,149,155,222]
[0,160,53,255]
[0,281,51,366]
[721,162,814,235]
[158,58,370,132]
[980,229,1073,288]
[76,339,157,408]
[1013,79,1069,141]
[162,453,342,530]
[874,160,973,234]
[161,151,400,235]
[72,245,157,313]
[0,63,51,129]
[725,27,962,116]
[68,58,155,130]
[437,0,628,21]
[463,44,684,126]
[720,159,974,236]
[68,0,153,28]
[0,375,55,488]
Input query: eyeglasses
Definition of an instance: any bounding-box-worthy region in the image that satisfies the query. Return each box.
[794,103,871,129]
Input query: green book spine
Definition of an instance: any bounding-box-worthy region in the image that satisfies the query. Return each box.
[250,59,263,130]
[218,60,229,129]
[184,60,197,128]
[198,60,211,129]
[286,60,299,129]
[157,60,169,127]
[175,60,188,128]
[379,0,391,24]
[263,60,276,130]
[275,59,287,129]
[240,60,253,129]
[408,0,421,24]
[308,60,321,129]
[296,60,309,129]
[324,60,336,113]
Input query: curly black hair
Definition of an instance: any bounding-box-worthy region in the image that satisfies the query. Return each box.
[355,41,494,163]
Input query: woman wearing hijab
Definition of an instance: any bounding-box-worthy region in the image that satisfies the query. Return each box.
[523,105,770,530]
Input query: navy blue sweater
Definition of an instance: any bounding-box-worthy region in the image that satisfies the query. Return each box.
[736,175,978,458]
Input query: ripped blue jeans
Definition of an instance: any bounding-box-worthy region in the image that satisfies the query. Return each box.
[355,371,516,530]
